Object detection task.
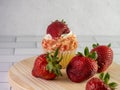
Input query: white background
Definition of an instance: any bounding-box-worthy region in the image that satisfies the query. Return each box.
[0,0,120,36]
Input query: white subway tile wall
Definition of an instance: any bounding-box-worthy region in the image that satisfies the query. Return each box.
[0,35,120,89]
[1,0,120,36]
[0,49,14,55]
[0,83,10,90]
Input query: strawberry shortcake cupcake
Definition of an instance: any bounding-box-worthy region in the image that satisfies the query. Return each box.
[42,20,78,68]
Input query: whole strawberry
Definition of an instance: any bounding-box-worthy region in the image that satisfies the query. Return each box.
[32,48,62,80]
[66,47,98,83]
[47,20,70,39]
[91,43,113,73]
[86,72,117,90]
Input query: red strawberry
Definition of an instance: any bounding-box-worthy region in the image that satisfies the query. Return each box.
[66,47,98,83]
[91,43,113,73]
[86,72,117,90]
[32,48,62,80]
[47,20,70,38]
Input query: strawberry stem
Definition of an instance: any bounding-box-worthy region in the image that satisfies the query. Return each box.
[46,48,62,76]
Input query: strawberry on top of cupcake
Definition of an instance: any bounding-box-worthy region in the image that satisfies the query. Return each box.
[47,20,70,39]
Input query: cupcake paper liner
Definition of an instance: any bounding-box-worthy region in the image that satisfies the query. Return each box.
[59,50,76,68]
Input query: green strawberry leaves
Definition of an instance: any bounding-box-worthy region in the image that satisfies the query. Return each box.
[61,19,66,24]
[78,47,97,60]
[84,47,89,56]
[109,82,118,90]
[92,43,99,48]
[46,48,62,76]
[108,43,111,47]
[104,73,110,84]
[89,51,97,60]
[92,43,112,48]
[77,52,83,56]
[84,47,97,60]
[54,48,59,58]
[99,72,104,80]
[99,72,118,90]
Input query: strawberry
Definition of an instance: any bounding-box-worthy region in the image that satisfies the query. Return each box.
[66,47,98,83]
[86,72,118,90]
[32,48,62,80]
[47,20,70,38]
[91,43,113,73]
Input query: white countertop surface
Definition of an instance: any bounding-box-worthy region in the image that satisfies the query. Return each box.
[0,35,120,90]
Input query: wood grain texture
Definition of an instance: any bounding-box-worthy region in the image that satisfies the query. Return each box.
[8,57,120,90]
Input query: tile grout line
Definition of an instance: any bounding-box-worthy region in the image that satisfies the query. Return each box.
[0,81,9,83]
[14,36,17,44]
[0,71,9,72]
[13,48,15,55]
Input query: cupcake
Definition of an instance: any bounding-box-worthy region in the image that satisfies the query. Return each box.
[42,20,78,68]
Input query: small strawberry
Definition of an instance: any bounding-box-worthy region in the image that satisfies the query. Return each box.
[32,48,62,80]
[66,47,98,83]
[47,20,70,39]
[91,43,113,73]
[86,72,118,90]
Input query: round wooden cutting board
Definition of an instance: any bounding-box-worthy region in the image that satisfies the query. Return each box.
[8,57,120,90]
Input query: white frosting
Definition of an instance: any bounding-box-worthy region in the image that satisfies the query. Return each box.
[61,31,73,38]
[43,34,52,40]
[43,31,75,40]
